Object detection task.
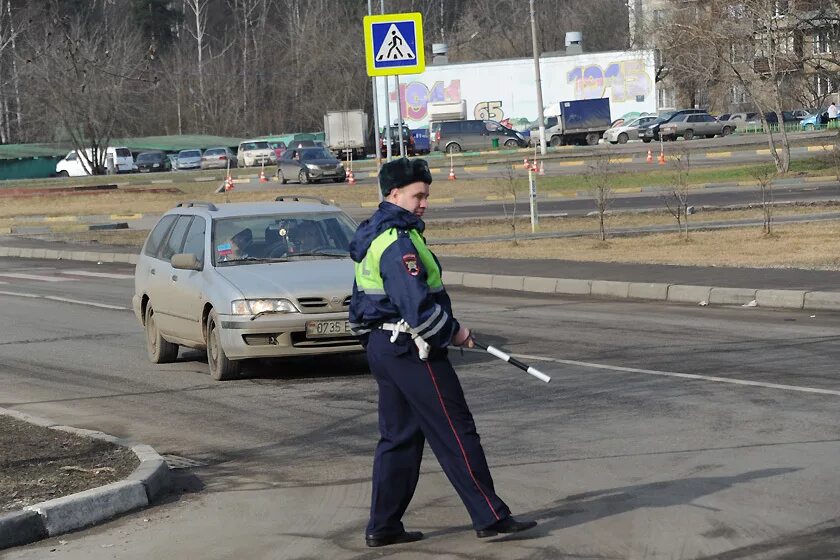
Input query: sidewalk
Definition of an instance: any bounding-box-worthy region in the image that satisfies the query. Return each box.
[1,235,839,312]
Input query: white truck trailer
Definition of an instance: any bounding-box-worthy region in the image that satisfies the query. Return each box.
[324,110,368,159]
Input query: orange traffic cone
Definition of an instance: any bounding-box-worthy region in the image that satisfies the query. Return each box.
[538,160,545,176]
[259,169,268,183]
[448,166,456,180]
[224,175,234,191]
[646,149,653,163]
[530,160,538,172]
[658,151,666,165]
[523,157,530,169]
[347,170,356,185]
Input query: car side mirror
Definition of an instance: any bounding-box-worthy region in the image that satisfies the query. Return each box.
[171,253,202,271]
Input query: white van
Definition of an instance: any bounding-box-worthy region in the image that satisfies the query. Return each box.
[55,146,136,177]
[237,140,276,167]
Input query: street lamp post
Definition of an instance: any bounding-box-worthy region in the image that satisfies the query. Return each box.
[530,0,547,156]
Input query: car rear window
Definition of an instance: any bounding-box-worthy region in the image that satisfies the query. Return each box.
[204,148,224,156]
[136,152,161,162]
[115,148,131,158]
[179,150,201,158]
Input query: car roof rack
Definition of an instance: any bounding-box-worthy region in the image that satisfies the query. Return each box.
[176,201,218,211]
[274,196,330,205]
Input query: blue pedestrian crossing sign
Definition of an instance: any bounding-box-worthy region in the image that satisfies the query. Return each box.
[364,12,425,77]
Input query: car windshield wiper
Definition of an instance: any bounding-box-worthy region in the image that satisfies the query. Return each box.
[286,250,348,258]
[219,256,289,265]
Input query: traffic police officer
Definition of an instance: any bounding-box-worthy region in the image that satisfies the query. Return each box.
[349,157,537,547]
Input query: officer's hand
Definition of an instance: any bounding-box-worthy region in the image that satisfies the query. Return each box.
[453,326,475,348]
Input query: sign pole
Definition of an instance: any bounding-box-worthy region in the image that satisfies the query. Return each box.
[395,74,406,158]
[383,75,393,162]
[529,167,538,232]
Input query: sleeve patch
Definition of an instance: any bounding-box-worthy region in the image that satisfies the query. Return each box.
[402,253,421,276]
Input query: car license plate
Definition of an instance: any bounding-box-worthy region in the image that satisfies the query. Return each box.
[306,320,352,338]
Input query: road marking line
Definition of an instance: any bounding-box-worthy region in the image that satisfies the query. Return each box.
[558,160,585,166]
[0,290,41,298]
[706,151,732,158]
[60,270,134,280]
[507,353,840,397]
[42,295,128,310]
[0,273,73,282]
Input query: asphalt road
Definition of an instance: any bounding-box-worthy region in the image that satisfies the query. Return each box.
[1,257,839,559]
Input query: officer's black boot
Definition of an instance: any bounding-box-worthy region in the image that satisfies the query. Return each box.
[476,516,538,538]
[365,530,424,547]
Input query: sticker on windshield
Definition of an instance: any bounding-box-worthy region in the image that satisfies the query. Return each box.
[402,253,420,276]
[217,242,233,256]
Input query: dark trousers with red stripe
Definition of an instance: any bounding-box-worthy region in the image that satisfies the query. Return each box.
[365,329,511,537]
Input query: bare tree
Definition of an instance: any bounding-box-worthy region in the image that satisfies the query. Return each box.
[494,165,520,245]
[751,166,776,236]
[22,11,152,173]
[584,151,614,241]
[658,147,691,240]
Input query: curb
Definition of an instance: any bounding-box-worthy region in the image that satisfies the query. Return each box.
[440,271,840,312]
[0,408,171,550]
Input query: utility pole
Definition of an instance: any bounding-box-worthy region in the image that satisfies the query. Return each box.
[529,0,547,155]
[368,0,382,176]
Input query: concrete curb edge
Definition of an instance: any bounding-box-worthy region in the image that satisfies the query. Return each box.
[0,407,171,550]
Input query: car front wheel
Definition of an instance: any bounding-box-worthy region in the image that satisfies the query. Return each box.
[445,142,461,154]
[298,169,309,184]
[206,311,241,381]
[504,139,518,147]
[145,304,178,364]
[617,132,629,144]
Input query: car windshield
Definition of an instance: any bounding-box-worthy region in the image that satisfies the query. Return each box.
[205,149,225,156]
[136,153,161,162]
[179,150,201,158]
[243,141,270,150]
[212,212,356,266]
[299,148,333,161]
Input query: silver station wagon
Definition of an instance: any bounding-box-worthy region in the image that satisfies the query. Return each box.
[133,198,361,380]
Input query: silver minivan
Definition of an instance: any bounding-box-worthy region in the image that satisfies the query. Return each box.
[432,119,526,153]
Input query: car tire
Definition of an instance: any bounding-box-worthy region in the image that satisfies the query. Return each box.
[504,139,518,147]
[206,311,241,381]
[585,132,600,146]
[549,135,563,147]
[445,142,461,154]
[617,133,629,144]
[298,169,309,184]
[684,129,694,141]
[144,304,178,364]
[57,170,69,178]
[721,126,732,136]
[642,138,652,143]
[805,123,815,131]
[279,170,288,184]
[333,177,344,183]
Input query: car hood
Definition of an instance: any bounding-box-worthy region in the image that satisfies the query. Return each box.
[303,158,340,165]
[214,259,354,300]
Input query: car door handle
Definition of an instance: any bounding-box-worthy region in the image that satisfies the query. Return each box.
[150,268,156,275]
[171,274,178,282]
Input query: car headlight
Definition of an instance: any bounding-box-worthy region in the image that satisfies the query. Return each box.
[305,163,319,170]
[231,299,298,315]
[337,163,345,169]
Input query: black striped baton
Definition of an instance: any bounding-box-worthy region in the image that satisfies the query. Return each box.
[472,339,551,383]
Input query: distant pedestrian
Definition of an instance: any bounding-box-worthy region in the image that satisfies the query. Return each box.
[828,102,838,123]
[349,157,537,548]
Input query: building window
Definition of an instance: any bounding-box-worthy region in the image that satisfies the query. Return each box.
[658,86,675,109]
[730,84,748,104]
[815,74,834,97]
[814,29,833,54]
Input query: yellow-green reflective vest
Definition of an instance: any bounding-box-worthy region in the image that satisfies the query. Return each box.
[355,228,442,295]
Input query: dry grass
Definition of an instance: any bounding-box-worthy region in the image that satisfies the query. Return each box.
[426,203,840,239]
[432,221,840,270]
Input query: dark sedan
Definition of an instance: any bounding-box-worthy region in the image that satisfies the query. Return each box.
[277,147,346,184]
[135,151,171,173]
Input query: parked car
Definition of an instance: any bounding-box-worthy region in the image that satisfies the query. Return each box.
[238,140,277,167]
[639,109,708,142]
[800,110,830,130]
[659,113,736,140]
[380,124,416,157]
[133,199,361,380]
[288,140,317,149]
[201,147,238,170]
[717,113,731,122]
[135,151,172,173]
[764,111,802,124]
[55,146,135,177]
[176,149,202,170]
[432,119,526,153]
[603,115,658,144]
[727,112,758,122]
[269,141,287,160]
[277,147,346,184]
